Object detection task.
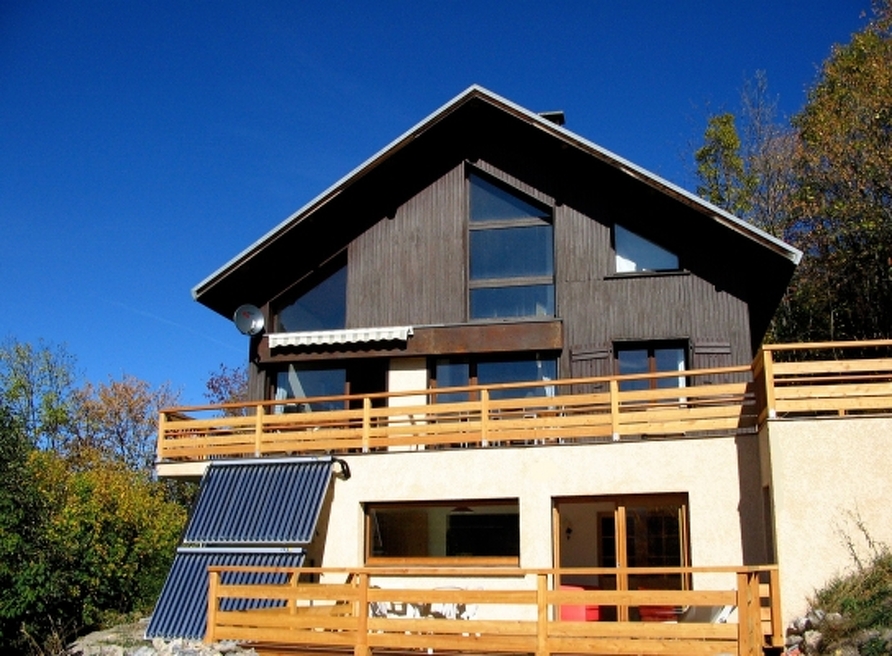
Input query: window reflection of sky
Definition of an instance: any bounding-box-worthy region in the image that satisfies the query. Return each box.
[278,264,347,332]
[615,225,678,272]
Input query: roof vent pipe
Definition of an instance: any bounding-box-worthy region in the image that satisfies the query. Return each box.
[538,111,565,126]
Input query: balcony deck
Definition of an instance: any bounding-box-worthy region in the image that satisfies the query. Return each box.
[157,341,892,467]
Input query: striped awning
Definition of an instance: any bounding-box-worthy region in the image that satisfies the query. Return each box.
[268,325,413,348]
[145,547,305,640]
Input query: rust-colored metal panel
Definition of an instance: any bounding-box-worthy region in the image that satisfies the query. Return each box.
[256,320,563,363]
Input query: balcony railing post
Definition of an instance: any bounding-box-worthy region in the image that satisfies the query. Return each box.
[362,397,371,453]
[737,570,760,656]
[769,567,783,647]
[254,403,264,457]
[354,572,369,656]
[205,569,219,643]
[762,348,777,421]
[609,379,620,441]
[157,411,167,461]
[536,572,548,656]
[481,389,490,447]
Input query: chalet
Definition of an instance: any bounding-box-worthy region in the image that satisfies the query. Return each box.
[148,87,892,656]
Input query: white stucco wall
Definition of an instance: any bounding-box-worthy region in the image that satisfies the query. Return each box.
[320,435,762,579]
[765,416,892,623]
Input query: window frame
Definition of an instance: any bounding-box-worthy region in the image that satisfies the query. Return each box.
[467,171,555,320]
[612,224,680,275]
[613,341,689,391]
[429,353,559,402]
[364,499,521,567]
[271,254,348,333]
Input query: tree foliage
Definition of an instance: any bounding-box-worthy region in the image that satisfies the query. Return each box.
[0,341,189,652]
[0,339,77,450]
[694,2,892,343]
[205,362,249,416]
[69,374,179,471]
[789,1,892,341]
[695,112,754,216]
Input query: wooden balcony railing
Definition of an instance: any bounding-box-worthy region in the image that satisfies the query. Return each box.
[205,565,783,656]
[157,340,892,463]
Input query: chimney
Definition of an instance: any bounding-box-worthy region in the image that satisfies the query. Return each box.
[538,111,565,126]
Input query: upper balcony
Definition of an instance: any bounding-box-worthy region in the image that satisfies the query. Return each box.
[156,341,892,476]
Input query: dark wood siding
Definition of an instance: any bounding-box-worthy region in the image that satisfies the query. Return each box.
[348,163,466,327]
[329,157,752,382]
[554,202,752,378]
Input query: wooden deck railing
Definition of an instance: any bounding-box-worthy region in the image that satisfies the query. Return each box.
[205,565,783,656]
[756,340,892,423]
[157,340,892,463]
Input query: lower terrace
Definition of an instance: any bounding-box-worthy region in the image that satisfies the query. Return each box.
[156,341,892,471]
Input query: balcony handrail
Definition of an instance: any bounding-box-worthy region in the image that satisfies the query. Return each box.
[157,341,892,463]
[159,364,752,416]
[204,564,783,656]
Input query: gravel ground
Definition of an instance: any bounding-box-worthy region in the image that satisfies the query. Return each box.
[66,620,257,656]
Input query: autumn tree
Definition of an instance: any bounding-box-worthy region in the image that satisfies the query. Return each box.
[695,3,892,343]
[68,374,179,472]
[205,362,249,416]
[0,343,188,651]
[787,0,892,341]
[695,112,754,216]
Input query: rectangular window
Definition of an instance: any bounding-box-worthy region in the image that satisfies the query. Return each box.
[366,500,520,565]
[469,173,554,319]
[432,354,557,402]
[614,225,679,273]
[275,364,347,413]
[615,342,687,391]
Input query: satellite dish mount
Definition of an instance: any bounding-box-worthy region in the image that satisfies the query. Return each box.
[233,304,265,336]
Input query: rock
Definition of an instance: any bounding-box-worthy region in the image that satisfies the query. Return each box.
[802,628,823,653]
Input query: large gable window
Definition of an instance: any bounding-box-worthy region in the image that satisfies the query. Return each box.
[614,225,679,273]
[469,174,554,319]
[276,259,347,332]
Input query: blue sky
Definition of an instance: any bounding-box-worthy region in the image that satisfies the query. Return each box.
[0,1,869,406]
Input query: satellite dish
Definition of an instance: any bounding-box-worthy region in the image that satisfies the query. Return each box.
[233,304,265,336]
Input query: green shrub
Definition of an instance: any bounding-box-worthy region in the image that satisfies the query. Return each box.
[809,518,892,652]
[1,447,187,652]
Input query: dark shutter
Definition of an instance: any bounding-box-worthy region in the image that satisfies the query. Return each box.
[570,344,612,393]
[691,341,733,384]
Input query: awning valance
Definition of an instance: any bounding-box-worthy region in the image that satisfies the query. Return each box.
[268,325,414,348]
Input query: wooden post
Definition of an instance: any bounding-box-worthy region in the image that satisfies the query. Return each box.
[481,389,489,447]
[206,570,219,643]
[769,567,784,647]
[157,411,167,461]
[737,571,759,656]
[536,573,548,656]
[362,397,371,453]
[762,348,777,420]
[609,379,620,441]
[254,403,264,457]
[289,569,298,617]
[354,572,369,656]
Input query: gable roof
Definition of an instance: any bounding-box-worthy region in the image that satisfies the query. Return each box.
[194,85,801,332]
